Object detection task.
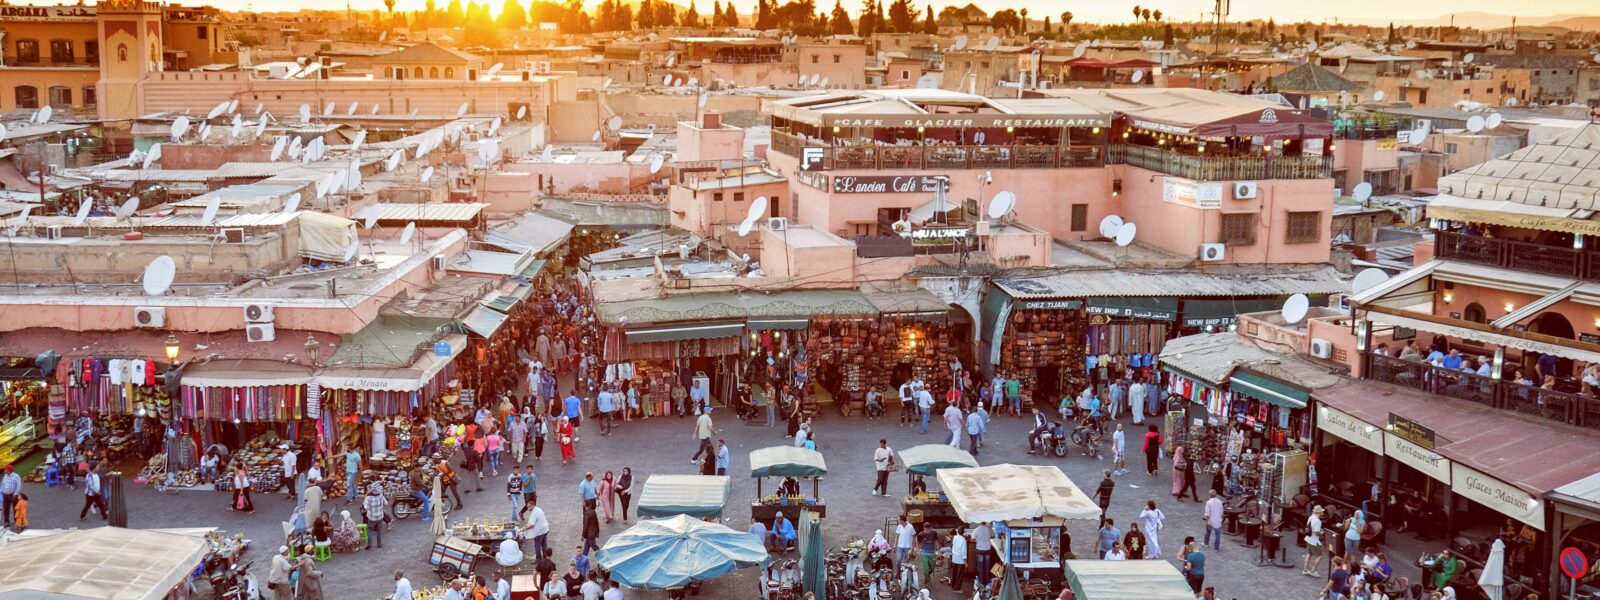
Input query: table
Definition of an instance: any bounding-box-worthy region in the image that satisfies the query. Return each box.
[1240,518,1263,548]
[1224,507,1244,535]
[901,497,962,529]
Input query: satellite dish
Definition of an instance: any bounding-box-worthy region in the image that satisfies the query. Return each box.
[541,145,554,162]
[254,102,265,115]
[142,256,177,296]
[916,74,938,89]
[649,154,664,174]
[1486,113,1503,129]
[271,136,288,161]
[115,198,140,222]
[737,218,754,237]
[200,196,221,226]
[0,124,7,143]
[1352,268,1390,295]
[1072,44,1086,58]
[323,101,336,116]
[810,73,821,86]
[385,151,402,171]
[1114,222,1137,247]
[35,105,52,124]
[229,120,242,139]
[171,116,191,141]
[254,118,268,138]
[1352,182,1373,202]
[298,103,312,121]
[420,166,434,183]
[489,117,502,136]
[1506,97,1518,107]
[662,74,673,86]
[456,102,469,117]
[1281,293,1310,324]
[370,103,381,115]
[351,129,368,152]
[282,193,301,214]
[342,240,360,262]
[819,76,829,88]
[1131,70,1145,83]
[607,116,623,131]
[71,198,92,225]
[486,62,504,77]
[698,94,708,109]
[207,101,228,120]
[229,99,240,114]
[603,77,613,89]
[747,196,769,223]
[363,207,380,229]
[1410,130,1428,146]
[1373,90,1385,101]
[1098,215,1124,239]
[687,76,699,87]
[516,106,528,120]
[1466,115,1486,133]
[985,36,999,51]
[953,35,968,50]
[591,131,601,142]
[1463,52,1474,64]
[400,221,417,245]
[347,101,360,116]
[347,160,362,189]
[988,191,1016,220]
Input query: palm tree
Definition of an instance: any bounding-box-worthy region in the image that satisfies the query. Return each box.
[1060,10,1072,29]
[1141,8,1150,22]
[384,0,396,12]
[1132,5,1141,22]
[1152,9,1161,22]
[1019,7,1027,32]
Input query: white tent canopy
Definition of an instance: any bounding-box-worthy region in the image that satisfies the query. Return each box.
[0,527,210,600]
[936,464,1102,525]
[1063,560,1196,600]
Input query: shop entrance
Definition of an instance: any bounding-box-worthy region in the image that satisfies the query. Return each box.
[893,362,914,389]
[1033,366,1061,408]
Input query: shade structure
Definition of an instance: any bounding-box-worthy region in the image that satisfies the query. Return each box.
[636,474,731,519]
[897,444,979,477]
[799,510,826,600]
[749,446,828,478]
[997,559,1024,600]
[0,527,210,600]
[106,473,128,528]
[936,464,1102,525]
[430,476,447,535]
[1062,560,1195,600]
[1478,539,1506,600]
[594,515,768,589]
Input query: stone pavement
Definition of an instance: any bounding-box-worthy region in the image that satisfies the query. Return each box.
[14,405,1402,600]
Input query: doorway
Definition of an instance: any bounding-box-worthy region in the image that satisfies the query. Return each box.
[1529,312,1577,377]
[1033,366,1061,411]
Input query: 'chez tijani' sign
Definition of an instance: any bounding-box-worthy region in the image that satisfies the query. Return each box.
[833,175,949,194]
[1452,464,1544,530]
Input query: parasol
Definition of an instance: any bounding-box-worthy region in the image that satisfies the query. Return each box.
[997,558,1023,600]
[106,473,128,527]
[1478,539,1505,600]
[430,476,447,535]
[799,510,826,600]
[594,515,767,589]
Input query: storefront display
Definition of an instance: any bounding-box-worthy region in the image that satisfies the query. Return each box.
[997,306,1084,406]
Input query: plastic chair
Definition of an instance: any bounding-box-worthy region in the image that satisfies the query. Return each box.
[356,524,369,545]
[313,545,333,561]
[44,467,61,487]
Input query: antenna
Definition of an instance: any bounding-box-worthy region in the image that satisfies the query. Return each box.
[400,221,417,245]
[1486,113,1503,129]
[541,145,554,162]
[351,129,368,152]
[420,166,435,183]
[200,196,221,226]
[516,106,528,120]
[142,256,177,296]
[486,62,504,77]
[207,101,228,120]
[142,143,163,170]
[607,116,623,131]
[347,101,360,116]
[323,101,336,116]
[1373,90,1385,102]
[1467,115,1486,133]
[171,116,191,142]
[457,102,469,117]
[737,196,768,237]
[1114,222,1137,247]
[1352,182,1373,202]
[282,192,302,214]
[987,191,1016,220]
[1131,69,1145,84]
[1281,294,1310,324]
[363,206,381,229]
[298,104,312,121]
[73,198,92,225]
[271,136,288,161]
[1351,268,1390,296]
[649,154,665,174]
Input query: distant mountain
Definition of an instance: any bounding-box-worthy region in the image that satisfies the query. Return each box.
[1542,16,1600,30]
[1341,12,1592,30]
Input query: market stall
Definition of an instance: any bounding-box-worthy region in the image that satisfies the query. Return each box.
[937,464,1102,585]
[749,446,827,525]
[898,443,979,530]
[1061,560,1195,600]
[636,474,732,520]
[0,526,210,600]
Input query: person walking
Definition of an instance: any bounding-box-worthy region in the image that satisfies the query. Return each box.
[948,527,968,593]
[916,385,935,434]
[578,472,598,509]
[363,482,388,549]
[1094,470,1114,518]
[1129,379,1146,425]
[942,401,963,448]
[1202,490,1224,550]
[230,464,255,513]
[894,515,916,567]
[1140,500,1167,558]
[343,446,362,505]
[596,387,616,436]
[1183,541,1207,593]
[715,440,730,476]
[1303,505,1327,576]
[563,393,583,429]
[1096,518,1121,558]
[280,446,298,500]
[531,412,548,461]
[437,457,464,510]
[689,407,716,464]
[615,468,633,522]
[268,546,294,600]
[872,440,894,497]
[580,505,601,556]
[1,464,22,527]
[509,417,528,464]
[557,416,576,465]
[598,471,616,523]
[1142,425,1163,476]
[1321,557,1351,600]
[1123,523,1146,560]
[522,502,550,562]
[1172,445,1199,502]
[507,467,526,522]
[78,464,106,521]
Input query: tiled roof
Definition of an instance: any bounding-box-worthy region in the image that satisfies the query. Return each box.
[376,41,481,64]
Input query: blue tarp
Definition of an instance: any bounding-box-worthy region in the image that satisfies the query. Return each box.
[594,515,768,589]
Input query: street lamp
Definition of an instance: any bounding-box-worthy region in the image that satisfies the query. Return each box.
[163,333,180,362]
[304,335,321,366]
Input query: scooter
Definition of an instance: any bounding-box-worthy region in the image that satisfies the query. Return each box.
[218,560,260,600]
[393,493,452,520]
[1033,422,1069,457]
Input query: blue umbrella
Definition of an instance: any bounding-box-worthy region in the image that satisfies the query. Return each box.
[595,515,769,589]
[799,510,826,600]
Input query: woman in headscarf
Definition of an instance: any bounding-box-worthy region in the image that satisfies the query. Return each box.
[598,471,616,523]
[1170,445,1190,499]
[293,545,318,600]
[1122,522,1147,560]
[556,416,576,465]
[229,464,254,513]
[868,529,893,570]
[1140,500,1166,559]
[1344,509,1366,566]
[615,468,633,522]
[331,510,361,553]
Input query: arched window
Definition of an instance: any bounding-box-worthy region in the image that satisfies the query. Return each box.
[444,67,454,79]
[15,86,39,109]
[50,40,74,64]
[413,67,424,78]
[117,43,129,61]
[429,67,439,79]
[15,39,40,64]
[1463,303,1486,324]
[47,86,72,108]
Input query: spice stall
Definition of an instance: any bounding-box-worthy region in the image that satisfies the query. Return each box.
[749,446,827,526]
[636,474,732,521]
[937,464,1103,586]
[897,443,979,530]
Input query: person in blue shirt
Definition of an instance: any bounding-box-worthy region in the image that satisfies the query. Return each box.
[772,511,797,551]
[519,470,537,519]
[563,394,582,428]
[715,440,730,476]
[577,472,598,509]
[1441,350,1464,370]
[343,447,362,504]
[1183,540,1207,593]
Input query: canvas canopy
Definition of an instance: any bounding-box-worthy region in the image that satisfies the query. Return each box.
[898,444,979,476]
[1438,123,1600,214]
[749,446,827,478]
[0,527,210,600]
[296,211,358,262]
[594,515,767,589]
[636,474,731,519]
[1062,560,1196,600]
[936,464,1102,525]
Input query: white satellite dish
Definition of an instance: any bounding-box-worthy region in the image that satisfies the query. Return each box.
[810,73,821,86]
[819,76,829,88]
[0,124,7,143]
[254,118,268,138]
[254,102,264,115]
[489,117,502,136]
[229,99,240,114]
[34,105,52,124]
[1466,115,1486,133]
[698,94,708,109]
[1486,113,1503,129]
[207,101,228,120]
[142,256,177,296]
[200,196,221,226]
[1072,44,1086,58]
[271,136,288,161]
[347,101,360,116]
[229,120,242,139]
[1351,268,1390,296]
[738,218,754,237]
[313,174,330,199]
[456,102,469,117]
[410,108,419,117]
[1506,97,1518,107]
[649,154,664,174]
[298,103,312,121]
[1373,90,1385,102]
[662,74,673,86]
[385,151,402,171]
[603,77,613,89]
[541,145,554,162]
[370,103,381,115]
[953,35,968,50]
[363,207,380,229]
[115,198,140,222]
[351,129,368,152]
[747,196,769,223]
[1463,52,1475,64]
[988,191,1016,220]
[985,36,999,51]
[607,116,623,131]
[420,166,434,182]
[516,106,528,120]
[1098,215,1123,239]
[401,222,417,244]
[916,74,938,89]
[342,240,360,262]
[347,160,362,189]
[1131,70,1145,83]
[1352,181,1373,202]
[687,76,699,87]
[591,131,601,142]
[281,193,301,214]
[486,62,504,77]
[1410,130,1428,146]
[73,198,92,225]
[323,101,336,116]
[1114,222,1137,247]
[1281,294,1310,324]
[171,116,191,141]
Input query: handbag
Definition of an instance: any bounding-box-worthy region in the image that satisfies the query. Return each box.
[560,436,572,445]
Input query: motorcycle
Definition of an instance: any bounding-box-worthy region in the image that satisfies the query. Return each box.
[217,560,260,600]
[1071,420,1102,460]
[1037,422,1069,457]
[393,494,452,520]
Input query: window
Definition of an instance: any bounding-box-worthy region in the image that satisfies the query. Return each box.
[713,192,724,202]
[1069,204,1088,232]
[1220,213,1257,245]
[85,40,99,65]
[1463,303,1486,323]
[429,67,439,78]
[730,192,745,202]
[1445,143,1458,154]
[810,55,818,64]
[48,86,71,108]
[414,67,423,78]
[853,223,873,236]
[1285,211,1321,244]
[980,61,990,69]
[444,67,454,78]
[15,86,38,109]
[901,70,910,80]
[15,39,39,63]
[82,85,96,107]
[832,54,840,63]
[50,40,73,64]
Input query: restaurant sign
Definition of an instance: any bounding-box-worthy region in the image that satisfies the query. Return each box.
[1317,405,1383,455]
[826,115,1108,129]
[1384,431,1451,483]
[1162,177,1223,209]
[1131,119,1193,136]
[910,226,970,239]
[1453,463,1544,530]
[1387,413,1436,449]
[0,5,96,19]
[832,175,949,194]
[1017,300,1083,311]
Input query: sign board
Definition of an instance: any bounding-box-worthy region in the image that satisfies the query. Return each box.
[434,340,452,357]
[1385,433,1450,483]
[1377,138,1399,150]
[0,5,97,19]
[1561,547,1589,579]
[799,147,826,171]
[910,226,970,240]
[832,175,949,194]
[1452,463,1544,530]
[1017,300,1083,311]
[1317,405,1384,455]
[1581,333,1600,345]
[795,170,828,191]
[1387,413,1436,449]
[1162,177,1223,209]
[825,115,1108,129]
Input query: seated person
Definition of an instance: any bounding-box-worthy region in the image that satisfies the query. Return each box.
[772,511,797,551]
[777,476,801,498]
[496,532,524,567]
[864,390,883,418]
[910,475,928,496]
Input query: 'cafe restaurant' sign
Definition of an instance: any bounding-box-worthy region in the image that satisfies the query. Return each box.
[825,115,1108,129]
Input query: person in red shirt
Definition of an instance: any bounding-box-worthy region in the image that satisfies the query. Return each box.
[1142,425,1163,476]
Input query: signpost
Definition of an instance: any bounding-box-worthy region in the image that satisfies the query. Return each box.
[1562,546,1588,600]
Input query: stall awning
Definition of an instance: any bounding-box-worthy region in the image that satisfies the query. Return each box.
[481,292,521,313]
[1086,297,1178,321]
[636,474,731,519]
[936,464,1102,525]
[181,359,311,388]
[0,527,211,600]
[518,259,549,280]
[314,334,466,392]
[626,322,743,344]
[1063,560,1196,600]
[460,306,509,338]
[1228,370,1308,409]
[746,318,809,331]
[749,446,828,478]
[1180,298,1283,327]
[898,444,980,477]
[1366,310,1600,364]
[1425,194,1596,235]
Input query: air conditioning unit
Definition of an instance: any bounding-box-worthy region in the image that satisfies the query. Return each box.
[431,255,448,271]
[1233,181,1258,199]
[221,228,245,243]
[532,62,551,74]
[1199,243,1226,262]
[1310,338,1334,359]
[133,306,166,328]
[243,303,275,323]
[766,217,789,231]
[246,323,276,343]
[46,226,64,240]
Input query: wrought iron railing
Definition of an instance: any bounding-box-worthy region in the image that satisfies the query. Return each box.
[1366,353,1600,430]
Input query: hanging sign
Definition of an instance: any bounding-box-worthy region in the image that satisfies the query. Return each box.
[1452,463,1543,530]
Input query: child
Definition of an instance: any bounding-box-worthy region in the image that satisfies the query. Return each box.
[13,493,28,529]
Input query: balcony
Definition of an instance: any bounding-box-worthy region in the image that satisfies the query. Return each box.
[1108,144,1333,181]
[1435,231,1600,281]
[770,131,1104,171]
[1367,354,1600,431]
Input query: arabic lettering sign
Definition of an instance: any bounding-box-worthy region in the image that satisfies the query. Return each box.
[832,175,949,194]
[0,5,97,19]
[1387,412,1436,449]
[1162,177,1223,209]
[1452,463,1544,530]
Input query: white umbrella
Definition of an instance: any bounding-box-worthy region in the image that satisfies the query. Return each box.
[1478,538,1505,600]
[430,476,447,535]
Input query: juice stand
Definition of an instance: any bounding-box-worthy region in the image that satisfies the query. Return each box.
[897,444,979,530]
[937,464,1102,587]
[749,446,827,527]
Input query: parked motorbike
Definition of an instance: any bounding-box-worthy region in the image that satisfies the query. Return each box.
[393,494,452,520]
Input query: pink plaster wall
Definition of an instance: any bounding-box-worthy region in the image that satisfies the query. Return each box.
[795,44,868,88]
[481,171,538,214]
[700,62,800,88]
[1115,166,1334,264]
[676,118,745,163]
[669,180,787,238]
[129,71,556,122]
[502,161,650,194]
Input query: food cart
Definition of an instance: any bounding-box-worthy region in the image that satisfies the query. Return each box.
[749,446,827,527]
[897,443,979,530]
[1061,560,1195,600]
[636,474,732,520]
[0,527,212,600]
[428,534,483,580]
[937,464,1102,587]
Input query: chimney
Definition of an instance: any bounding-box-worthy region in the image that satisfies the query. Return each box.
[702,110,721,129]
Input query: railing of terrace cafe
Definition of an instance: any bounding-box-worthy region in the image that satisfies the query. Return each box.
[1435,230,1600,282]
[1366,353,1600,430]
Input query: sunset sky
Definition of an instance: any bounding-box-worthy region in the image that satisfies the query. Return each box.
[20,0,1595,24]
